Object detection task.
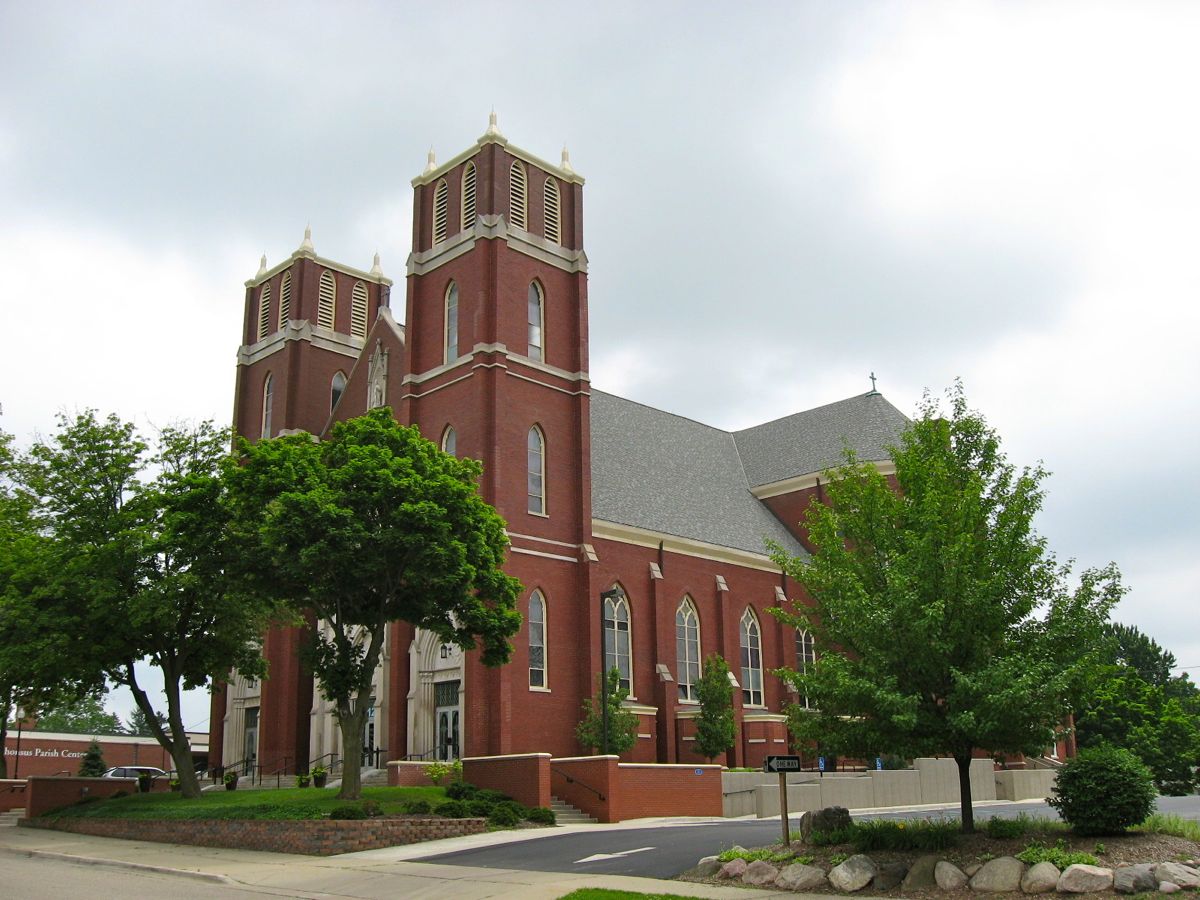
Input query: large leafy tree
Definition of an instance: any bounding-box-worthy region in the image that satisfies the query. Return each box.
[769,384,1122,833]
[26,413,276,798]
[35,695,124,735]
[226,408,522,800]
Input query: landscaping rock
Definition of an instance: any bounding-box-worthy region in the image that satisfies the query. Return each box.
[719,858,748,879]
[936,861,969,890]
[1022,862,1061,894]
[1057,864,1114,893]
[830,854,877,892]
[694,856,722,878]
[902,854,940,891]
[743,860,780,886]
[799,805,852,841]
[776,863,828,891]
[1114,864,1157,894]
[965,863,983,877]
[1159,882,1180,893]
[971,856,1025,892]
[873,860,908,891]
[1154,863,1200,889]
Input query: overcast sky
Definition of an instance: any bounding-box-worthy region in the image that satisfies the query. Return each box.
[2,1,1197,733]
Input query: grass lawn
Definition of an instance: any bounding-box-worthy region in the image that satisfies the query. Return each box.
[556,891,715,900]
[48,785,447,820]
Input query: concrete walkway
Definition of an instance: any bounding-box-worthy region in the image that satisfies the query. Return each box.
[0,818,793,899]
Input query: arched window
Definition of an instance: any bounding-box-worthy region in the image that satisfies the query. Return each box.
[257,282,272,342]
[277,270,292,330]
[441,425,456,457]
[603,588,631,692]
[676,597,700,702]
[444,282,458,363]
[796,628,816,710]
[461,162,477,230]
[350,281,368,338]
[529,590,546,688]
[509,161,527,229]
[433,178,449,245]
[261,374,274,439]
[527,425,545,515]
[317,271,336,329]
[740,608,763,706]
[330,371,347,412]
[543,177,561,244]
[527,282,544,361]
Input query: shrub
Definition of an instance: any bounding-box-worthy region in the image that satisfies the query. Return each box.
[488,804,521,827]
[476,789,509,805]
[467,799,494,817]
[525,806,556,825]
[809,824,858,847]
[1017,839,1098,869]
[446,780,477,801]
[985,816,1028,839]
[849,818,958,852]
[495,799,527,819]
[1047,746,1156,835]
[329,804,368,820]
[424,761,452,786]
[361,800,382,817]
[402,799,432,815]
[434,799,468,819]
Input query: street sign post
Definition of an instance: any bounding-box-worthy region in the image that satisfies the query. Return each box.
[763,755,802,845]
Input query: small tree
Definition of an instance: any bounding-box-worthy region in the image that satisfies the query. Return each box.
[78,739,106,776]
[693,654,736,762]
[575,668,638,755]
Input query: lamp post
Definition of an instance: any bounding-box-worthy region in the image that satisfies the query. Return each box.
[13,706,24,780]
[599,586,625,754]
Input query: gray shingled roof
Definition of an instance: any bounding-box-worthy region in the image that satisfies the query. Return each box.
[589,390,908,558]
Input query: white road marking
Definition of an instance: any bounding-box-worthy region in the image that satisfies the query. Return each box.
[574,846,656,863]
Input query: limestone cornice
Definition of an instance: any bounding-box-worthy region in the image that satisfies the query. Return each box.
[237,320,364,365]
[245,252,394,289]
[590,520,782,574]
[411,135,584,188]
[750,459,896,500]
[406,215,587,276]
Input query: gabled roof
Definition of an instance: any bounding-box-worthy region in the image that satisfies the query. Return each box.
[589,390,908,559]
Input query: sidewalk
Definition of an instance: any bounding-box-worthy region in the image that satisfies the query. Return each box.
[0,819,793,899]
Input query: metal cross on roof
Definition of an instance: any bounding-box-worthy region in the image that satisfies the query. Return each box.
[869,372,878,392]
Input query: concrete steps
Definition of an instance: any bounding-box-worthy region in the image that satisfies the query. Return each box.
[0,809,24,826]
[550,795,596,825]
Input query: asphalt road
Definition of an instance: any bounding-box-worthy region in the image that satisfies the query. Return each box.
[414,795,1200,880]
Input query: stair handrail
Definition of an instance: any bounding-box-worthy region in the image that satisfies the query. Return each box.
[305,752,342,775]
[550,765,606,801]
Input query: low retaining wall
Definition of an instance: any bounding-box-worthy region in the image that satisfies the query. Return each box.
[463,753,550,810]
[551,755,616,822]
[996,768,1057,800]
[0,780,27,812]
[25,776,148,818]
[546,756,722,823]
[22,815,487,856]
[387,761,436,787]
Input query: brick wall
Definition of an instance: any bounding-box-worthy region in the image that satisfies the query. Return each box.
[387,761,436,787]
[0,780,27,812]
[463,753,550,809]
[550,755,616,822]
[25,777,146,818]
[22,815,486,856]
[614,763,722,820]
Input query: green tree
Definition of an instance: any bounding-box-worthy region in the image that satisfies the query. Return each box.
[123,706,169,737]
[36,695,124,735]
[575,668,638,755]
[226,408,522,800]
[693,654,736,762]
[77,739,107,776]
[26,413,277,798]
[769,384,1122,833]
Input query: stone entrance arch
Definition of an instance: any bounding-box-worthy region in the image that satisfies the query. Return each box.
[407,628,464,759]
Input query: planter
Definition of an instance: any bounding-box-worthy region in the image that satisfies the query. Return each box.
[224,779,238,791]
[313,774,328,789]
[137,778,152,794]
[296,778,310,789]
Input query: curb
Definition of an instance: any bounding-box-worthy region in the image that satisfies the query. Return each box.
[0,845,236,885]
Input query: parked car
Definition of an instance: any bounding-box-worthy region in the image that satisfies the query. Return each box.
[101,766,166,779]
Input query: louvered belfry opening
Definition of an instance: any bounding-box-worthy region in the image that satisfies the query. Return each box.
[317,271,336,329]
[509,161,527,229]
[544,177,560,245]
[257,282,272,341]
[350,281,368,338]
[277,270,292,329]
[433,178,449,244]
[461,162,477,231]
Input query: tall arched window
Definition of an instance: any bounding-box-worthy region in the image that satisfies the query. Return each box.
[676,597,700,702]
[509,161,527,229]
[796,628,816,710]
[350,281,368,338]
[257,282,272,342]
[461,162,477,230]
[740,608,763,706]
[444,282,458,363]
[277,270,292,330]
[441,425,456,457]
[330,371,347,412]
[433,178,449,245]
[527,282,544,361]
[529,590,546,688]
[261,374,274,439]
[527,425,545,515]
[543,177,561,245]
[317,271,336,329]
[603,588,631,692]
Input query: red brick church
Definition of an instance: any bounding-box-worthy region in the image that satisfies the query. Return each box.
[208,115,908,776]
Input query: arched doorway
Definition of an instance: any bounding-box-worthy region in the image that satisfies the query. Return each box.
[407,629,464,759]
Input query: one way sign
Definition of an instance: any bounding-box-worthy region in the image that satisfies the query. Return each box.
[763,754,801,773]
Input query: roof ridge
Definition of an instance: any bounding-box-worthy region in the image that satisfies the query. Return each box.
[733,391,889,437]
[590,389,734,436]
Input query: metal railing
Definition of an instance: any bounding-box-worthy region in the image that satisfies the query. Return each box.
[550,766,605,802]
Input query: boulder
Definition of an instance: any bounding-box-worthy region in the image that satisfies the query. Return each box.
[1057,864,1114,893]
[971,856,1026,892]
[873,860,909,891]
[776,863,828,891]
[694,856,722,878]
[1022,862,1061,894]
[1154,863,1200,889]
[902,854,940,891]
[799,805,852,841]
[1114,864,1157,894]
[965,863,983,877]
[936,861,969,890]
[1159,882,1181,893]
[719,858,748,879]
[743,860,780,885]
[830,854,877,892]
